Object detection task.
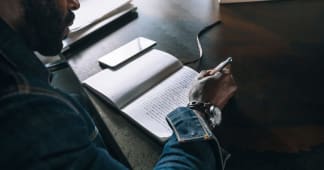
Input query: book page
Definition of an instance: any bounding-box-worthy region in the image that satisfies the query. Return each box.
[70,0,131,32]
[122,66,198,140]
[83,49,182,108]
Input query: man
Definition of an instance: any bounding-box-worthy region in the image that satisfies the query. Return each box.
[0,0,237,169]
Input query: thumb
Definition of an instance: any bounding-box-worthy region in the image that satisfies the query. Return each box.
[198,71,223,83]
[196,70,208,80]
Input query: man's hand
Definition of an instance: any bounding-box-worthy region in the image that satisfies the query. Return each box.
[189,64,237,110]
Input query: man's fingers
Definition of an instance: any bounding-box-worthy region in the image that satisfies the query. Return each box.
[198,71,223,83]
[207,63,232,76]
[222,64,232,74]
[196,70,208,80]
[207,69,218,75]
[196,64,232,82]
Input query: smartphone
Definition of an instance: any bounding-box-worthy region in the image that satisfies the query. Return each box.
[98,37,156,68]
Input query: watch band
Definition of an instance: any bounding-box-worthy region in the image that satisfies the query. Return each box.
[187,101,222,128]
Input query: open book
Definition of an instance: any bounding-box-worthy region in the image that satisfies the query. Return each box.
[83,49,199,142]
[62,0,136,51]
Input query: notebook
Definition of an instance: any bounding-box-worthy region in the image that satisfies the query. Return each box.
[83,49,199,142]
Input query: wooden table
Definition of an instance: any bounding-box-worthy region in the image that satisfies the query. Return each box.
[64,0,324,169]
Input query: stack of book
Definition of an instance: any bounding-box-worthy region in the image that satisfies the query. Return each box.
[62,0,136,51]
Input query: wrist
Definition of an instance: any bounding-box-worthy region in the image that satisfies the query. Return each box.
[187,101,222,128]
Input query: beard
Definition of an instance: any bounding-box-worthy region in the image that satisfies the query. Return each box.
[21,0,75,56]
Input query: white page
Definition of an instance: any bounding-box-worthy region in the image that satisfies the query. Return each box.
[122,66,198,140]
[70,0,131,32]
[83,49,182,108]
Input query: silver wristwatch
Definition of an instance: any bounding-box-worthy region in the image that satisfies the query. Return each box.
[187,101,222,128]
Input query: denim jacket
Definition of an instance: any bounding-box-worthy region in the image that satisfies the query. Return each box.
[0,18,228,169]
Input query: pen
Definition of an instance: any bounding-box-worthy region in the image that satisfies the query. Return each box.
[209,57,233,75]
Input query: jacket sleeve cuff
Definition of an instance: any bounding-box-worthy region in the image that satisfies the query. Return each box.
[166,107,231,169]
[166,107,213,143]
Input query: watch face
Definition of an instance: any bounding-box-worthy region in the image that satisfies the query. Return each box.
[210,106,222,127]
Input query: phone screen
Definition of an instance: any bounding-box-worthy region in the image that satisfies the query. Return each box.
[98,37,156,68]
